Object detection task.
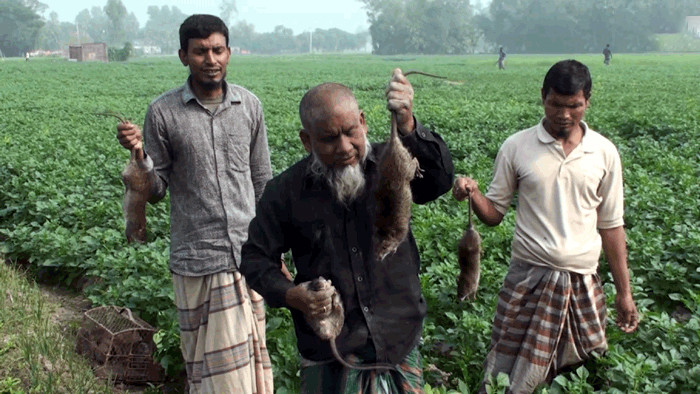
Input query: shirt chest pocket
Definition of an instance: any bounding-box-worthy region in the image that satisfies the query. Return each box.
[225,130,251,172]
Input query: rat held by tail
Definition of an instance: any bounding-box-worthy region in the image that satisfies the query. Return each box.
[121,146,153,243]
[373,111,422,261]
[98,111,153,243]
[374,70,452,261]
[457,192,481,300]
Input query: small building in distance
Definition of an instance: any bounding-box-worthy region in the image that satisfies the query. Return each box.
[687,16,700,38]
[68,43,108,62]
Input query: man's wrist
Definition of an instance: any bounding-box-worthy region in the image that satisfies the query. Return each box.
[398,115,416,136]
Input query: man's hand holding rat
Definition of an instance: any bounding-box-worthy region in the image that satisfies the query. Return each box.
[386,68,415,135]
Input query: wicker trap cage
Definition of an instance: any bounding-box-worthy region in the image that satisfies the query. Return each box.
[76,305,163,383]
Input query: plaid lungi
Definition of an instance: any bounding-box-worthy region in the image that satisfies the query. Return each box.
[300,345,424,394]
[173,271,273,394]
[481,259,607,394]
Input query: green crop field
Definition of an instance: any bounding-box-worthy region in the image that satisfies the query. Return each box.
[1,53,698,393]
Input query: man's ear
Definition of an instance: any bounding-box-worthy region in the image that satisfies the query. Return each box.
[299,129,312,153]
[178,48,188,66]
[359,110,368,136]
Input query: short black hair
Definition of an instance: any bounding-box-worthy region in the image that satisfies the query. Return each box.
[179,14,229,52]
[542,59,592,100]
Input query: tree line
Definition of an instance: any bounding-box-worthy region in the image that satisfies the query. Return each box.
[0,0,368,57]
[1,0,698,58]
[361,0,700,54]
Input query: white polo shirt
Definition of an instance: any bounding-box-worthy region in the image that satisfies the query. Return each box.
[485,119,625,274]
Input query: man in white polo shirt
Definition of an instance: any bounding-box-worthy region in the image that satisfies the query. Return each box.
[453,59,638,393]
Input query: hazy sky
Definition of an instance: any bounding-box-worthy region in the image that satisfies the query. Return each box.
[40,0,373,34]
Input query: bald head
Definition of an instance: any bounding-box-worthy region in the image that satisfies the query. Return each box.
[299,83,359,131]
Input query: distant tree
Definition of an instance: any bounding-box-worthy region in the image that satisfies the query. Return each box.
[123,12,139,44]
[476,0,699,53]
[38,11,75,50]
[362,0,413,54]
[310,28,368,53]
[0,0,45,56]
[104,0,128,45]
[230,20,255,50]
[253,25,296,54]
[19,0,46,14]
[219,0,237,28]
[361,0,478,54]
[75,7,109,43]
[142,5,187,54]
[641,0,700,34]
[228,21,367,54]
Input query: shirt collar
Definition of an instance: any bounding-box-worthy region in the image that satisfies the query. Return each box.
[181,76,242,105]
[536,118,595,153]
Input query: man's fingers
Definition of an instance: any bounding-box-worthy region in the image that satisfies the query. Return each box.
[616,311,639,333]
[309,285,335,302]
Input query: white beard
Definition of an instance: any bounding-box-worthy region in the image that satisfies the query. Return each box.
[309,139,372,206]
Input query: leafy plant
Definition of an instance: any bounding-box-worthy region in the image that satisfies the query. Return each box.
[0,54,698,391]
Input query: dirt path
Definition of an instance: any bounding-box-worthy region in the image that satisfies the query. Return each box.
[2,257,156,393]
[39,281,92,329]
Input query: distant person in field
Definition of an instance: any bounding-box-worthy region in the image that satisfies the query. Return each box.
[116,14,278,393]
[497,46,506,70]
[603,44,612,65]
[25,52,29,61]
[240,71,454,393]
[453,59,638,393]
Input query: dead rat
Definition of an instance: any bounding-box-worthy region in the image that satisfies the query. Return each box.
[97,111,154,243]
[373,70,449,261]
[303,277,396,371]
[373,111,422,261]
[121,145,153,243]
[457,192,481,300]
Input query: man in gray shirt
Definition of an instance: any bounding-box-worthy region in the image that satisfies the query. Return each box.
[117,14,275,393]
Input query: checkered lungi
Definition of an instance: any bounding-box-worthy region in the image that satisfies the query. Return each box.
[481,259,608,394]
[173,270,273,394]
[300,345,424,394]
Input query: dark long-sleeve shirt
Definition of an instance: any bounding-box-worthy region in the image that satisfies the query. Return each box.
[240,121,454,364]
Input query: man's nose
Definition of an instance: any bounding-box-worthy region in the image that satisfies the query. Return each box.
[338,135,353,154]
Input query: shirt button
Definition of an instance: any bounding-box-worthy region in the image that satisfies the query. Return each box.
[363,306,369,313]
[357,276,363,282]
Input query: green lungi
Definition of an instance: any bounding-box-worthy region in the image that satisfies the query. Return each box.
[300,345,424,394]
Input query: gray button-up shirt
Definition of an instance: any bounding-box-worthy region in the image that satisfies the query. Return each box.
[143,78,272,276]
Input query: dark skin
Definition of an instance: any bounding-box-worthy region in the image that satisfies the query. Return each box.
[117,33,231,152]
[116,32,294,281]
[453,88,638,333]
[287,69,416,318]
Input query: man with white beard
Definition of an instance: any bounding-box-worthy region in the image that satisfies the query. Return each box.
[240,69,454,393]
